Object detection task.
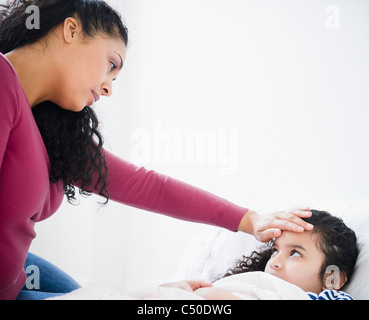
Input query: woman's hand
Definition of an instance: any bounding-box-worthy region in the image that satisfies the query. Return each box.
[160,280,213,292]
[238,207,314,242]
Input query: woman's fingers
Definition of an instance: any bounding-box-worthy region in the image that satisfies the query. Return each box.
[275,208,314,231]
[247,207,314,242]
[257,228,282,242]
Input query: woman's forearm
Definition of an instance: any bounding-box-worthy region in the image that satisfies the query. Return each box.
[102,149,247,231]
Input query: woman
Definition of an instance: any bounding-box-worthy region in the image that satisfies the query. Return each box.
[0,0,313,300]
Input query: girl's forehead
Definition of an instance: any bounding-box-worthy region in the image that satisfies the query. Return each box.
[273,230,317,250]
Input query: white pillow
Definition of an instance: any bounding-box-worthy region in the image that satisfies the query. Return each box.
[341,198,369,235]
[171,225,262,282]
[344,233,369,299]
[338,198,369,299]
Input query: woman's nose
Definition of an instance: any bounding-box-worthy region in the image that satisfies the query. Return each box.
[101,82,112,97]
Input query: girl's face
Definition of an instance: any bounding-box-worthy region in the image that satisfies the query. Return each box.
[264,230,326,293]
[52,18,127,112]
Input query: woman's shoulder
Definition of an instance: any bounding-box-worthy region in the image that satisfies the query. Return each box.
[0,53,25,118]
[0,53,22,96]
[0,53,17,79]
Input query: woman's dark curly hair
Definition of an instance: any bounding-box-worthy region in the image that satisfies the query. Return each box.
[223,210,359,289]
[0,0,129,203]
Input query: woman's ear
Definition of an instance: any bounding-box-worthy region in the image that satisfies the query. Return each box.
[323,267,347,290]
[62,17,82,44]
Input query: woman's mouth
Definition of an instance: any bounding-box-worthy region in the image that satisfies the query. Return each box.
[92,91,100,103]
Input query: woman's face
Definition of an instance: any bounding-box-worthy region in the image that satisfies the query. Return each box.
[52,18,127,111]
[264,230,326,293]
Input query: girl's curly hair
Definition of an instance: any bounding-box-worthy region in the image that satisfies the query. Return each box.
[222,245,273,278]
[0,0,129,203]
[223,210,359,289]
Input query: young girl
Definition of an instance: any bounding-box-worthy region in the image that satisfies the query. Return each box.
[0,0,313,300]
[167,210,358,300]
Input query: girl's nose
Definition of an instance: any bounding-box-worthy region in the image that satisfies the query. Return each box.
[270,255,283,269]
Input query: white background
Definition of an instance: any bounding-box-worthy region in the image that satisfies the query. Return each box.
[25,0,369,290]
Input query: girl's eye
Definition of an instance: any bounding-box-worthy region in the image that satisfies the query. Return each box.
[291,250,301,257]
[271,248,278,256]
[110,61,117,72]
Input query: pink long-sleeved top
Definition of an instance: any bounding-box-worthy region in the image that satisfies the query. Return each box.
[0,53,247,300]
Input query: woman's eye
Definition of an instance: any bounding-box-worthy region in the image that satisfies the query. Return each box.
[291,250,301,257]
[110,61,117,72]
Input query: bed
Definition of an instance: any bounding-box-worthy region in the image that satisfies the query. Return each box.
[171,198,369,300]
[49,198,369,300]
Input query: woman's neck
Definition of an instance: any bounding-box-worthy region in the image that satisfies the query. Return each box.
[5,44,55,108]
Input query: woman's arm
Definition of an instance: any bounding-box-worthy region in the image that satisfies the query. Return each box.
[0,56,19,170]
[102,149,247,231]
[100,149,313,240]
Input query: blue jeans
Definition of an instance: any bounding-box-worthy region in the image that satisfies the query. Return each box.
[16,253,81,300]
